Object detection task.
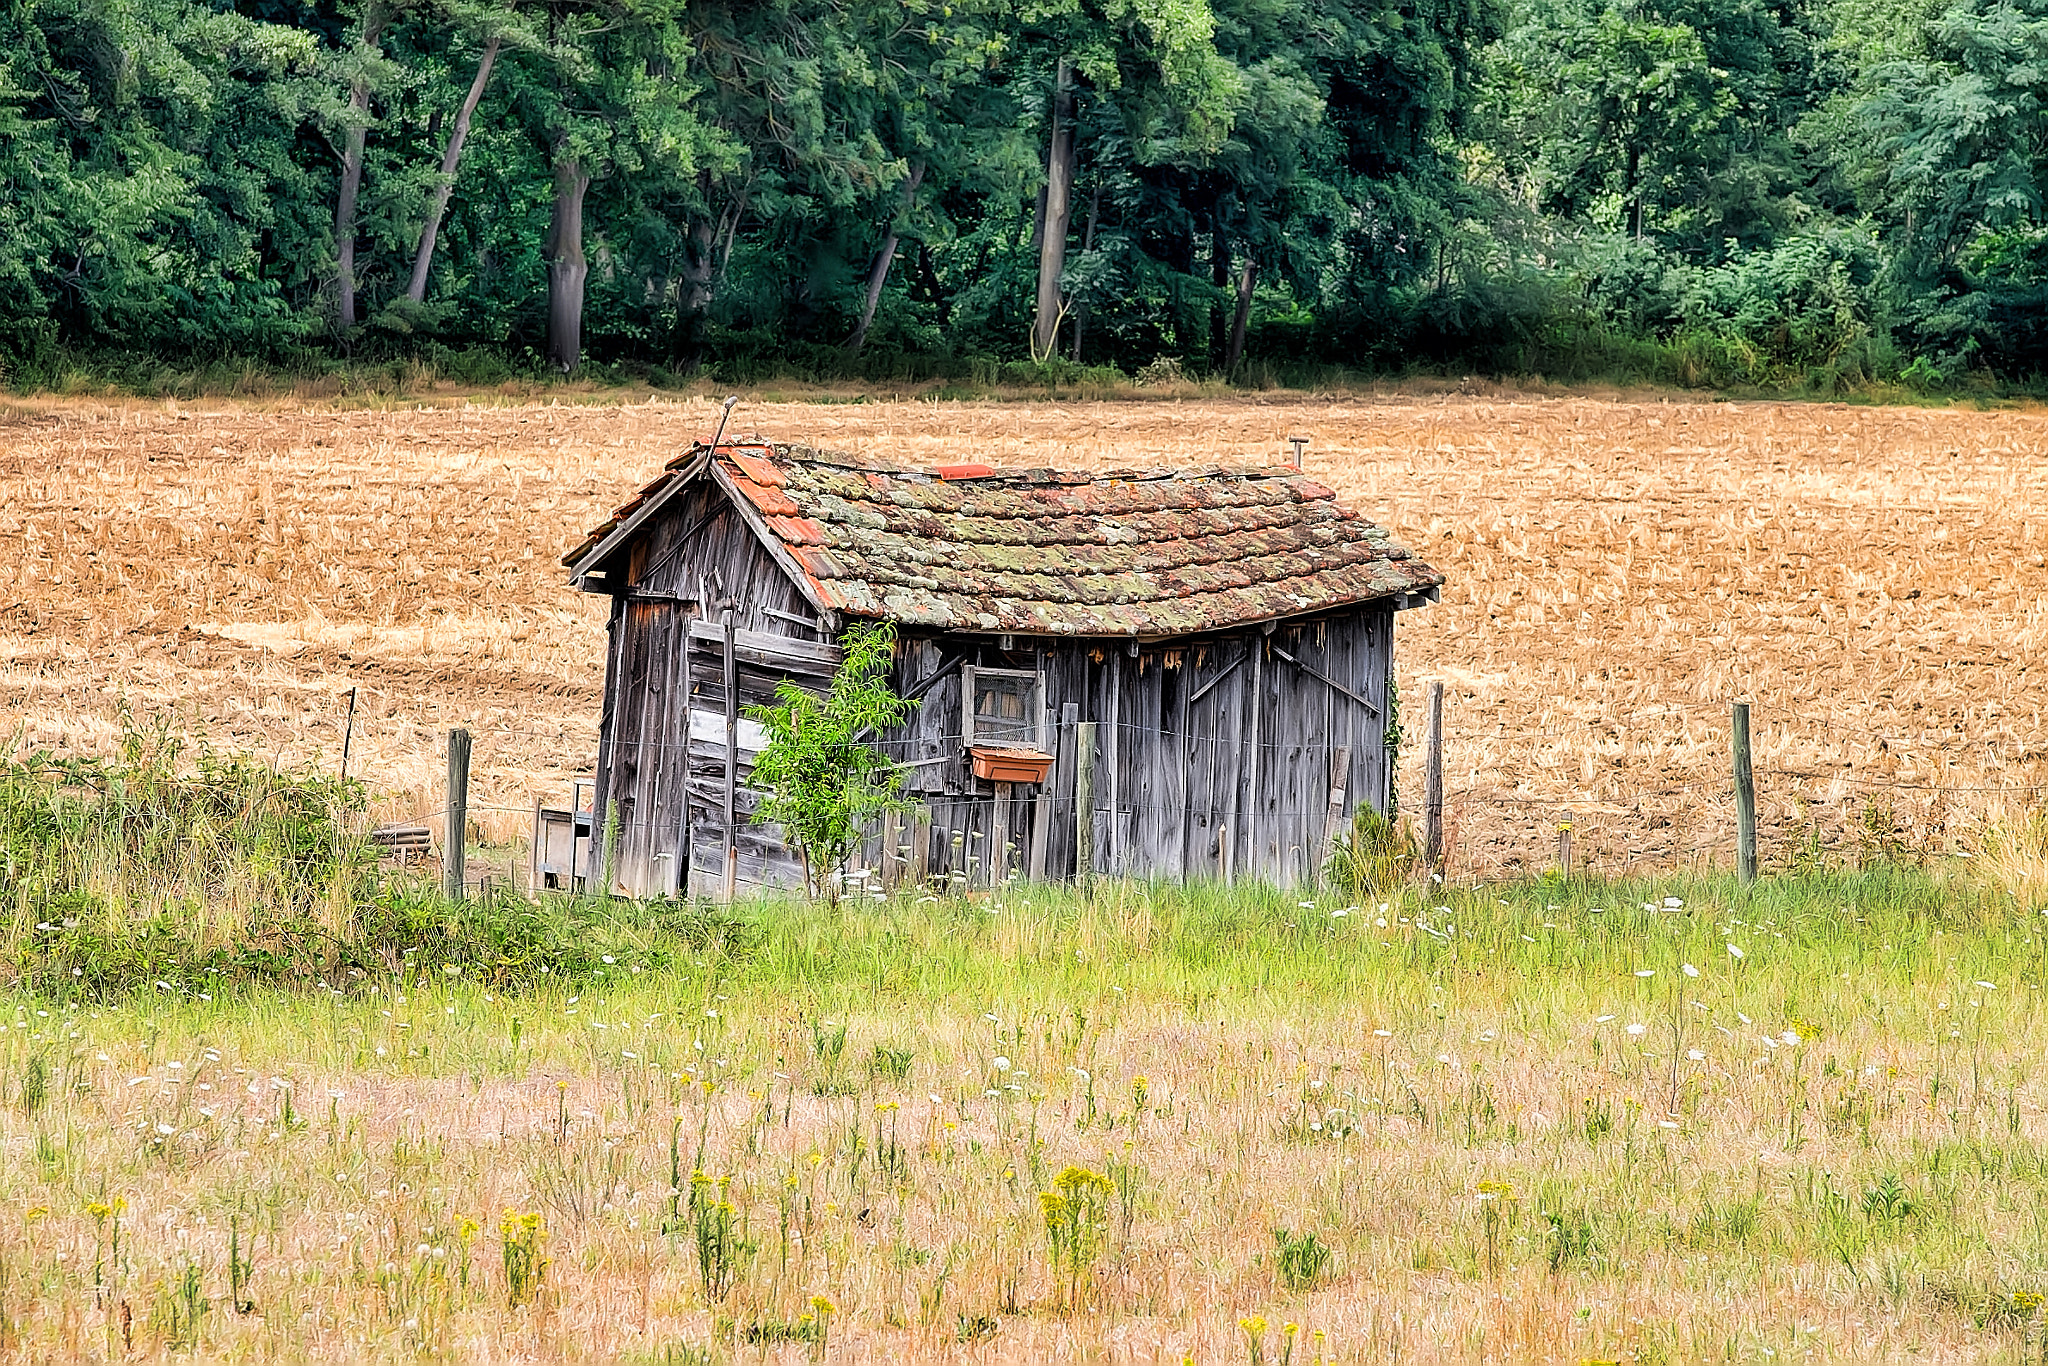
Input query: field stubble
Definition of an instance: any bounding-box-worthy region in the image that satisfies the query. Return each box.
[2,390,2044,875]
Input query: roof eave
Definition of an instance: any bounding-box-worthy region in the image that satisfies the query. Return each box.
[705,459,845,633]
[563,447,715,591]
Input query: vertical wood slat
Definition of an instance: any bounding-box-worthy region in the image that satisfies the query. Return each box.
[721,614,738,903]
[1424,680,1446,871]
[1046,702,1079,879]
[1322,744,1352,858]
[1241,637,1266,878]
[1322,627,1338,885]
[1174,656,1193,880]
[911,805,933,888]
[1075,720,1097,891]
[444,727,470,901]
[990,781,1013,886]
[1732,701,1757,882]
[1106,654,1122,877]
[1027,762,1054,882]
[882,808,903,890]
[652,603,689,896]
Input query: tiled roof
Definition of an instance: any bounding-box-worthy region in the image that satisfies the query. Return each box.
[566,443,1443,637]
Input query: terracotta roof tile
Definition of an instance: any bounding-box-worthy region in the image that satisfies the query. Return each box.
[725,467,802,517]
[766,515,829,545]
[732,453,784,487]
[568,443,1443,636]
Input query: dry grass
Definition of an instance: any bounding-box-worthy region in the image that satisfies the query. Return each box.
[3,389,2044,873]
[4,879,2048,1364]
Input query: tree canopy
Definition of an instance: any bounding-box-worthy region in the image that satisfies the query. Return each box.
[3,0,2046,385]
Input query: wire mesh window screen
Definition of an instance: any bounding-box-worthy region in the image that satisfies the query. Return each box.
[962,667,1045,748]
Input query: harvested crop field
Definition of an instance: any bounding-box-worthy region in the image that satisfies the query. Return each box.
[2,390,2044,876]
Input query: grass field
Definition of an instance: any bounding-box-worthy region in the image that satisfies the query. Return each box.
[4,388,2048,1361]
[6,872,2048,1362]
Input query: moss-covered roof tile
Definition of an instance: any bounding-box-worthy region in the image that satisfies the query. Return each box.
[565,443,1444,636]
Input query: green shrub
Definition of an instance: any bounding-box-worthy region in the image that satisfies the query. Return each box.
[1324,807,1420,899]
[1,721,761,995]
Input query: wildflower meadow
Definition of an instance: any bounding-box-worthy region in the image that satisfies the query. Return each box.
[4,868,2048,1361]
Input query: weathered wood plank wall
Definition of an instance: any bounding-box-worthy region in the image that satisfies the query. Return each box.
[594,494,830,897]
[593,484,1402,896]
[849,609,1395,889]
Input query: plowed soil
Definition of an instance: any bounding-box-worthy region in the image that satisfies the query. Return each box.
[5,389,2043,876]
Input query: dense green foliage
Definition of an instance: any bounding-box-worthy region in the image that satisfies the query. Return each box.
[0,725,756,994]
[4,0,2048,387]
[746,622,917,901]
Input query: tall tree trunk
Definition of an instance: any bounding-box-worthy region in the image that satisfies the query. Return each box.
[848,161,925,353]
[1210,227,1231,369]
[544,154,591,372]
[335,92,369,329]
[406,35,500,305]
[676,187,729,371]
[333,4,386,332]
[918,243,951,330]
[1225,257,1256,376]
[1626,143,1643,241]
[1031,60,1076,362]
[1069,182,1101,362]
[678,218,717,365]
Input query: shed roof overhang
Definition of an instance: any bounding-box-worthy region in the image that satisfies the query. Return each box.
[565,443,1446,639]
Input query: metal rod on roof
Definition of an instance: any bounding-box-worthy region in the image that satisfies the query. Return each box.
[706,394,740,455]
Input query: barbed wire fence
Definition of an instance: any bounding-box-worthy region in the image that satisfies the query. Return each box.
[343,687,2048,901]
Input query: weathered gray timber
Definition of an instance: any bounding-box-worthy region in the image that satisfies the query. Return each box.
[565,442,1443,896]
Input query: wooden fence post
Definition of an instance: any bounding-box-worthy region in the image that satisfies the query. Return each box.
[1026,779,1052,882]
[340,686,358,782]
[1322,745,1352,878]
[990,781,1013,886]
[1732,701,1757,883]
[882,808,903,891]
[1423,680,1445,872]
[721,614,739,903]
[1074,720,1097,892]
[444,727,470,901]
[910,804,932,889]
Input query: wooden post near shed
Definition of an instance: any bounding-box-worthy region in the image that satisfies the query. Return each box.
[1732,701,1757,883]
[721,614,739,903]
[1322,745,1352,872]
[1026,783,1051,881]
[990,782,1013,886]
[1035,702,1077,883]
[1423,681,1445,873]
[1074,721,1097,891]
[910,805,933,888]
[882,808,904,891]
[444,727,470,901]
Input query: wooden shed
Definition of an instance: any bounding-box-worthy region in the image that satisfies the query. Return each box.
[562,441,1443,897]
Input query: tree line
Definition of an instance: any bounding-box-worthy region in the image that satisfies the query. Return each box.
[4,0,2046,387]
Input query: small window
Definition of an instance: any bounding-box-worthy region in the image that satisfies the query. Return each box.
[962,666,1045,749]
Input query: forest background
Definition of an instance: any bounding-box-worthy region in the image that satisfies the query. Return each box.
[7,0,2048,393]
